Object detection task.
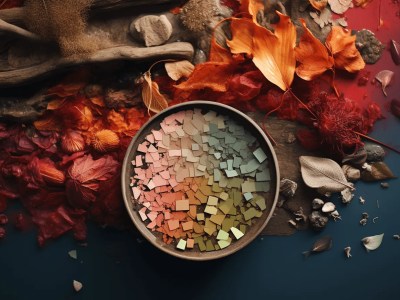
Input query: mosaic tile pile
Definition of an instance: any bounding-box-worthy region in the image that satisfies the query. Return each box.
[129,109,271,251]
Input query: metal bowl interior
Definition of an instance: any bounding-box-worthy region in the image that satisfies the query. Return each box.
[121,101,280,261]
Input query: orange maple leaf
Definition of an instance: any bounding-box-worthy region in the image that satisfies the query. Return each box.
[295,19,334,80]
[209,37,233,63]
[227,12,296,91]
[240,0,265,22]
[308,0,328,11]
[326,26,365,73]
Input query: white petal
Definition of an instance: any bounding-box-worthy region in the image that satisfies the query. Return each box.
[362,233,384,251]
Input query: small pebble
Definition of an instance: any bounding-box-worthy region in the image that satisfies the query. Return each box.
[380,182,389,189]
[322,202,335,213]
[309,211,329,230]
[330,210,341,221]
[344,246,352,258]
[359,196,366,204]
[365,143,385,162]
[360,218,368,226]
[362,212,369,219]
[73,280,83,292]
[341,187,354,204]
[393,234,400,240]
[312,198,324,210]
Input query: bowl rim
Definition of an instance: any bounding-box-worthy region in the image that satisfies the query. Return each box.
[121,101,280,261]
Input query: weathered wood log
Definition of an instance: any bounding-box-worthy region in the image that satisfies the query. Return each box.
[0,0,181,26]
[0,42,194,86]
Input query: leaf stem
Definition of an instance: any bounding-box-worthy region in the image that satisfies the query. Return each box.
[355,131,400,154]
[288,88,317,119]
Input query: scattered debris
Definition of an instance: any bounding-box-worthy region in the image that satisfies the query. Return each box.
[390,39,400,65]
[359,196,366,204]
[342,165,360,181]
[355,29,384,64]
[377,200,380,208]
[362,233,384,251]
[302,236,333,258]
[73,280,83,292]
[330,210,341,221]
[322,202,336,213]
[360,212,369,226]
[375,70,394,97]
[328,0,353,14]
[310,8,331,29]
[294,207,307,222]
[372,217,379,223]
[309,211,329,230]
[280,178,298,198]
[341,186,354,204]
[288,219,297,228]
[362,162,372,172]
[380,182,389,189]
[344,246,352,258]
[68,250,78,260]
[393,235,400,240]
[312,198,325,210]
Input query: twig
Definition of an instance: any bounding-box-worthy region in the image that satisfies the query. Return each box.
[0,0,7,9]
[355,131,400,155]
[0,18,41,41]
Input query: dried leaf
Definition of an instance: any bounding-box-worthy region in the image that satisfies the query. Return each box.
[66,154,119,209]
[165,60,195,81]
[361,162,396,181]
[141,71,169,114]
[34,115,62,131]
[390,40,400,65]
[227,13,296,91]
[240,0,265,23]
[362,233,384,251]
[375,70,394,96]
[174,62,238,92]
[310,8,332,29]
[295,19,334,80]
[309,0,328,11]
[353,0,373,8]
[209,37,233,63]
[300,156,353,193]
[326,26,365,72]
[328,0,353,14]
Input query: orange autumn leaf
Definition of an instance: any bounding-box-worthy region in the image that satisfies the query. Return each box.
[227,12,296,91]
[295,19,334,80]
[34,115,62,131]
[209,37,233,63]
[353,0,373,8]
[326,26,365,73]
[240,0,265,22]
[308,0,328,11]
[174,61,238,92]
[107,110,128,132]
[142,71,169,114]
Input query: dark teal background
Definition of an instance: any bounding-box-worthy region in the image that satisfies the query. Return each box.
[0,115,399,300]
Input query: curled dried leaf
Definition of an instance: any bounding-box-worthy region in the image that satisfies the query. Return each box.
[361,162,396,181]
[375,70,394,96]
[141,71,169,114]
[295,19,334,80]
[209,37,233,63]
[309,0,328,11]
[310,8,332,29]
[300,156,353,193]
[362,233,384,251]
[165,60,194,81]
[326,26,365,73]
[240,0,265,23]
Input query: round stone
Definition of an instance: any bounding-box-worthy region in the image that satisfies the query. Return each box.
[130,15,172,47]
[309,211,329,230]
[322,202,336,213]
[365,143,385,162]
[312,198,325,210]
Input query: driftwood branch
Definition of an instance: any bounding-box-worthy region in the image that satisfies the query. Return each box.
[0,0,181,26]
[0,18,41,41]
[0,42,194,86]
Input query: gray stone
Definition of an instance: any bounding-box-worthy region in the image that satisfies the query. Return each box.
[309,211,329,230]
[130,15,172,47]
[312,198,324,210]
[365,143,385,162]
[279,178,298,198]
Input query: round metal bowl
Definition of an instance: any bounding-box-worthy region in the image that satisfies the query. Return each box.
[121,101,280,260]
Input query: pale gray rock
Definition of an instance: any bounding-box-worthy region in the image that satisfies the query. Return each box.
[130,15,173,47]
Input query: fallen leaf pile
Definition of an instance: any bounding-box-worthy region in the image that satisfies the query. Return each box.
[0,71,148,245]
